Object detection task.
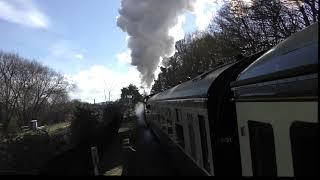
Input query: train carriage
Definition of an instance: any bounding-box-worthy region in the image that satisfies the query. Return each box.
[145,53,264,175]
[145,22,318,176]
[231,22,318,176]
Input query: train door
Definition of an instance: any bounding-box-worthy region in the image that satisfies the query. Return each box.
[185,112,198,162]
[180,110,202,166]
[160,107,168,133]
[174,108,185,149]
[198,113,214,175]
[166,108,174,138]
[184,108,214,175]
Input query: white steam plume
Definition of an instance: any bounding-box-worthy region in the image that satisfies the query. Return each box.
[135,102,145,125]
[117,0,197,87]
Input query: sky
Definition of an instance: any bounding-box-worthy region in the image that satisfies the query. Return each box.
[0,0,223,103]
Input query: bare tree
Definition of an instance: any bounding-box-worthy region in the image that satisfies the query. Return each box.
[0,51,71,132]
[213,0,318,56]
[0,52,22,131]
[151,0,318,94]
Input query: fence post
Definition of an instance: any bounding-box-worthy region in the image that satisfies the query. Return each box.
[30,120,38,131]
[91,146,100,176]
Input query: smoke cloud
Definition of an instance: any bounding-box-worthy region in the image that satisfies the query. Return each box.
[117,0,197,87]
[135,102,145,125]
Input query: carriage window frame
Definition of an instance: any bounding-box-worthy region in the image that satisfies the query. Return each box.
[161,114,167,131]
[198,115,210,172]
[290,121,318,176]
[175,123,185,149]
[248,121,277,176]
[187,113,197,160]
[175,109,181,123]
[167,109,173,135]
[188,122,196,160]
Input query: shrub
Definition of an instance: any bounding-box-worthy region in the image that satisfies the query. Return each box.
[102,103,122,127]
[70,103,122,151]
[70,104,99,147]
[0,130,69,174]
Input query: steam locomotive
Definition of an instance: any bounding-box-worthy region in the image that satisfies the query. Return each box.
[144,22,318,176]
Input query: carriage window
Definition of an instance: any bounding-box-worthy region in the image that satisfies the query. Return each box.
[175,109,180,123]
[167,119,173,134]
[175,124,185,148]
[161,115,166,131]
[188,122,197,160]
[290,122,318,176]
[198,115,210,172]
[156,114,161,126]
[248,121,277,176]
[167,110,173,134]
[157,114,160,125]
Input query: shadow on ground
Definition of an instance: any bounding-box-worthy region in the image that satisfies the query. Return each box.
[40,116,179,176]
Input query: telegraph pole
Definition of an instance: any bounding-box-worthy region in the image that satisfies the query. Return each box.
[104,80,115,102]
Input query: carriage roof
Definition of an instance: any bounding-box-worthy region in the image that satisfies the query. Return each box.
[231,22,318,87]
[149,63,235,102]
